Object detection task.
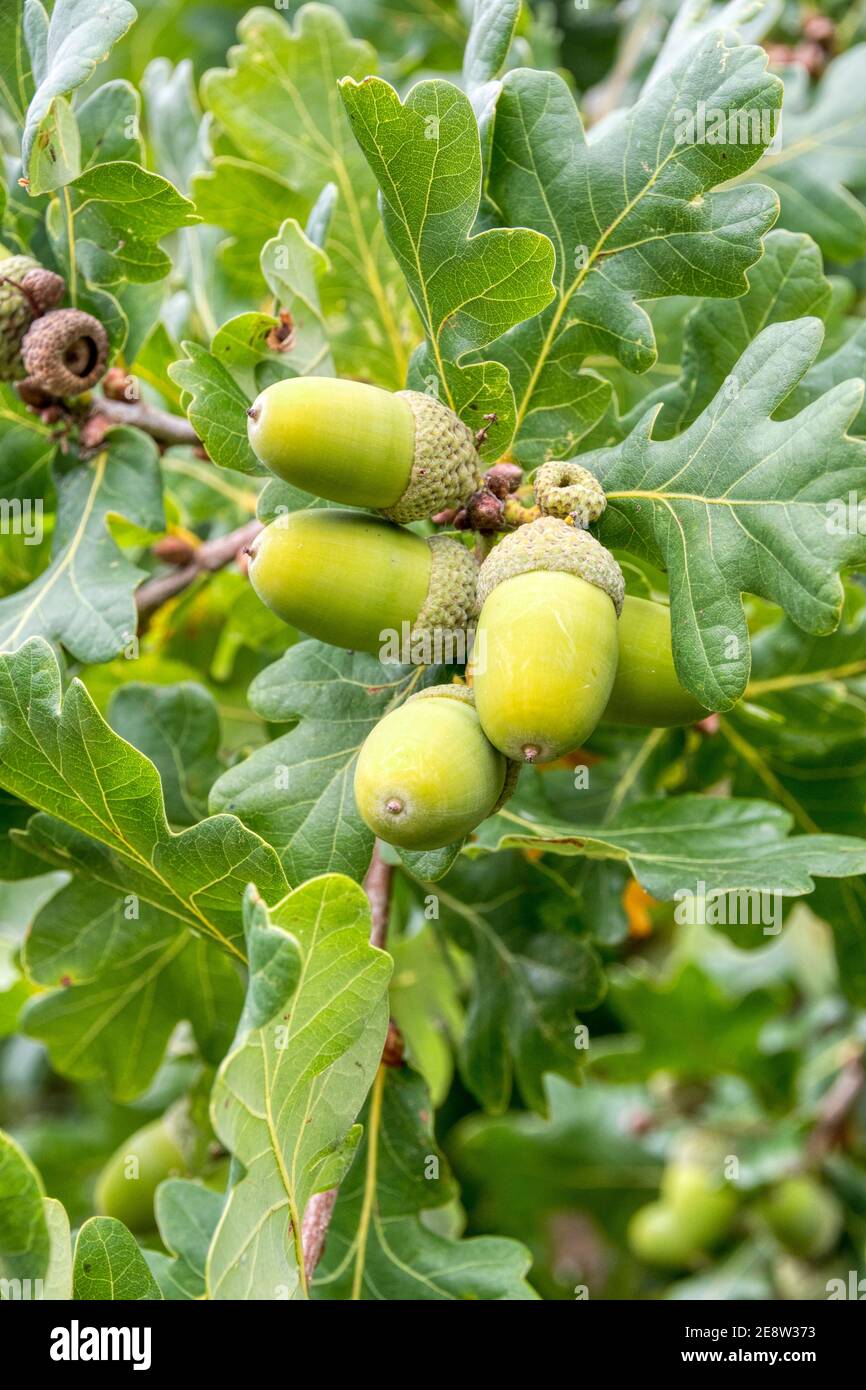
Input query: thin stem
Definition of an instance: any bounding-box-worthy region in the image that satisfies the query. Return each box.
[301,840,394,1289]
[135,519,263,625]
[60,188,77,305]
[364,841,393,949]
[292,1189,311,1299]
[717,719,820,834]
[745,660,866,697]
[807,1046,866,1160]
[93,395,200,446]
[350,1063,386,1301]
[301,1189,339,1280]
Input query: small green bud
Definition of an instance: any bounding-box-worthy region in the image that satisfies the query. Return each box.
[661,1162,737,1250]
[533,460,606,527]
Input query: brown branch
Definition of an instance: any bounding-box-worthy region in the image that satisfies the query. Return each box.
[807,1046,866,1160]
[301,841,394,1282]
[363,841,393,950]
[91,394,200,446]
[135,518,263,625]
[301,1188,339,1277]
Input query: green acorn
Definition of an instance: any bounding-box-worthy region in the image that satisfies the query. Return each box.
[627,1201,700,1271]
[472,516,625,763]
[247,377,483,522]
[661,1162,737,1249]
[761,1176,843,1261]
[247,509,478,655]
[628,1161,736,1270]
[602,596,711,727]
[95,1117,188,1233]
[0,254,65,381]
[354,685,513,850]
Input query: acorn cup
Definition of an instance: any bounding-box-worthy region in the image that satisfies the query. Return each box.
[602,595,711,727]
[247,508,478,656]
[471,515,625,763]
[354,685,516,851]
[20,307,109,397]
[246,377,483,522]
[0,254,65,381]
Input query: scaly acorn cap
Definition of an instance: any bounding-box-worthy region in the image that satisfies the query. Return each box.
[405,683,521,814]
[477,515,625,616]
[21,307,109,397]
[534,460,607,527]
[382,390,483,524]
[411,534,479,645]
[0,255,41,380]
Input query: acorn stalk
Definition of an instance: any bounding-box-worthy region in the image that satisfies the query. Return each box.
[247,377,483,522]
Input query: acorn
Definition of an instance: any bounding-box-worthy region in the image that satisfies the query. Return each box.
[20,307,109,397]
[628,1163,736,1270]
[0,255,65,381]
[661,1161,737,1250]
[602,596,711,727]
[95,1117,187,1233]
[472,515,624,763]
[354,685,514,850]
[627,1200,700,1271]
[247,509,478,656]
[246,377,483,522]
[760,1176,843,1261]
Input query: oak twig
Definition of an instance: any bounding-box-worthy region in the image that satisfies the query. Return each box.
[135,518,263,625]
[301,1189,340,1277]
[807,1046,866,1159]
[364,842,394,950]
[90,395,200,446]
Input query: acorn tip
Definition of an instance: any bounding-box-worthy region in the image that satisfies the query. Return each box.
[522,745,540,764]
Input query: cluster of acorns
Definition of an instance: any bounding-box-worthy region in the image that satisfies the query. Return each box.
[628,1146,843,1273]
[246,377,710,852]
